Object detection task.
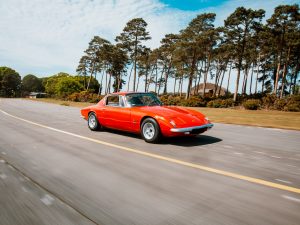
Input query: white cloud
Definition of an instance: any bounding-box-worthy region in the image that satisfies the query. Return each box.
[0,0,298,92]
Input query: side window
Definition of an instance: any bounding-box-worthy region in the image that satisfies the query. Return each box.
[106,95,119,106]
[106,95,124,107]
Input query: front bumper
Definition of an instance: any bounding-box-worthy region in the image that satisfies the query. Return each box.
[170,123,214,133]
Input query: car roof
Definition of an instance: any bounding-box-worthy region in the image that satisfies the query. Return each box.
[109,92,151,96]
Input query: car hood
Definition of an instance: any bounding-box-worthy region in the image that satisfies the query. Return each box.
[138,106,207,127]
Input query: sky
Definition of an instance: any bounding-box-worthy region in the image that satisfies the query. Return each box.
[0,0,298,93]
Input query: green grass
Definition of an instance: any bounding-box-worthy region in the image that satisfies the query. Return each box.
[25,98,300,130]
[191,107,300,130]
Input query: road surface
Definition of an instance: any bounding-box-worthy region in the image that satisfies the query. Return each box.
[0,98,300,225]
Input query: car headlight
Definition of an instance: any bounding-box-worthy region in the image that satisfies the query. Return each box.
[170,120,177,128]
[205,117,210,122]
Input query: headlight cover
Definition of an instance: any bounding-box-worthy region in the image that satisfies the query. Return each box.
[169,120,177,128]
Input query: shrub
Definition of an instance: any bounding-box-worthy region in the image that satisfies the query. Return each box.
[159,95,183,106]
[178,96,207,107]
[56,77,83,97]
[207,99,222,108]
[207,99,234,108]
[284,102,300,112]
[221,99,234,108]
[66,91,102,103]
[283,95,300,112]
[273,99,287,110]
[262,94,277,109]
[243,99,261,110]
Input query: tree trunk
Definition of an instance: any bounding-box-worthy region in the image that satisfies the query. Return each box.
[292,63,299,95]
[108,74,112,93]
[87,61,96,91]
[254,54,261,94]
[233,60,242,102]
[146,65,154,92]
[98,70,105,96]
[249,66,254,95]
[262,67,266,93]
[127,64,134,92]
[202,53,211,98]
[242,66,249,95]
[84,74,87,90]
[280,47,291,98]
[144,67,149,92]
[105,71,108,94]
[186,50,197,100]
[180,76,184,97]
[274,56,281,95]
[196,62,203,94]
[226,62,232,95]
[163,61,172,94]
[218,67,226,96]
[133,35,138,91]
[173,77,177,95]
[155,63,158,93]
[158,66,165,95]
[213,60,221,97]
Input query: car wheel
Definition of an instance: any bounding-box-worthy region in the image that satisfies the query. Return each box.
[141,118,161,143]
[88,112,100,131]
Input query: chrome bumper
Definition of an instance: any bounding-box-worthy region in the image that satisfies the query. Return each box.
[170,123,214,133]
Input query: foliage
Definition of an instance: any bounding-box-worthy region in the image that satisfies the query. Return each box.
[74,5,300,100]
[262,94,277,109]
[207,99,234,108]
[273,98,287,110]
[178,96,207,107]
[44,72,69,96]
[243,99,261,110]
[0,66,21,97]
[116,18,151,91]
[66,91,103,103]
[283,95,300,112]
[55,77,83,97]
[21,74,43,95]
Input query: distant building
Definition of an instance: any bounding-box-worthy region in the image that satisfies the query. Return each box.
[28,92,47,98]
[191,83,228,97]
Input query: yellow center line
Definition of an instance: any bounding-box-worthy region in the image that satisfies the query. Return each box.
[1,109,300,194]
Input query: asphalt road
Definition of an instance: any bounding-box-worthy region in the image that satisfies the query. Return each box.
[0,98,300,225]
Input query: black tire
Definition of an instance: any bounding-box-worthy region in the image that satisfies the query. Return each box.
[88,112,101,131]
[141,118,161,143]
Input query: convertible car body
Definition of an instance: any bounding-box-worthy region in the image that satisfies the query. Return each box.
[81,92,213,143]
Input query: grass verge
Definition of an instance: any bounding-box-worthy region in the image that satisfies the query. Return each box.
[25,98,300,130]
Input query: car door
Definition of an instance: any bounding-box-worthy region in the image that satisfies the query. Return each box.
[102,95,132,131]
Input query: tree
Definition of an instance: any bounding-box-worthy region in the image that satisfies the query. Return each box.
[55,77,83,97]
[267,5,300,96]
[84,36,111,90]
[116,18,151,91]
[0,67,21,97]
[224,7,265,101]
[179,13,218,99]
[160,34,179,94]
[44,72,69,96]
[22,74,43,94]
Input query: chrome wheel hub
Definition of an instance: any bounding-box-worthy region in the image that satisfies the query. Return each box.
[88,114,96,128]
[143,122,155,140]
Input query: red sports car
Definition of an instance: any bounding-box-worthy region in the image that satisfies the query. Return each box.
[81,92,213,143]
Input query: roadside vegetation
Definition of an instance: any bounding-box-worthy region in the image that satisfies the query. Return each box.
[0,4,299,114]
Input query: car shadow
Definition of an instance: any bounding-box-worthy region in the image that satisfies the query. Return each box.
[161,135,222,147]
[98,129,222,147]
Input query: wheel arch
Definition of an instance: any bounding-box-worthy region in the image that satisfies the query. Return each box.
[140,116,159,129]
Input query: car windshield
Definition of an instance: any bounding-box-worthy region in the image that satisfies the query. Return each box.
[126,93,162,107]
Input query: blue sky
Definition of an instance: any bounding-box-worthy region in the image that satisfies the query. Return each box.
[0,0,298,93]
[161,0,228,10]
